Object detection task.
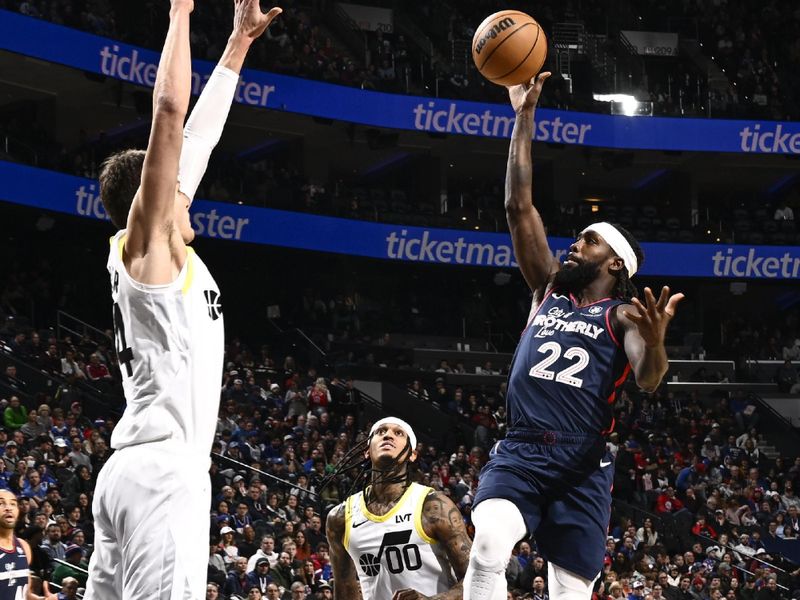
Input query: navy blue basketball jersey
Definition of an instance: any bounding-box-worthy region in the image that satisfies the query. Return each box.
[506,288,631,434]
[0,536,29,599]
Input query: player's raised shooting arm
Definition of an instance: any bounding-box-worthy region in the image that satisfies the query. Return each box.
[125,0,193,276]
[505,72,557,300]
[326,503,364,600]
[420,491,472,600]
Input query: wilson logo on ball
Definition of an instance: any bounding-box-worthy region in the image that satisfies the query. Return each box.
[474,17,516,54]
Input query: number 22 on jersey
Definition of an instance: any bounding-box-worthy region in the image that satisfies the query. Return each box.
[529,341,590,388]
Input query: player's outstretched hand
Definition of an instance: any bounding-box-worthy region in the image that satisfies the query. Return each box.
[233,0,282,41]
[623,286,684,348]
[507,71,551,114]
[391,590,431,600]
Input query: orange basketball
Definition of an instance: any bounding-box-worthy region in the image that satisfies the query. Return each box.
[472,10,548,87]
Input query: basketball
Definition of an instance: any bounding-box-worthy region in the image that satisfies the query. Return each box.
[471,10,548,86]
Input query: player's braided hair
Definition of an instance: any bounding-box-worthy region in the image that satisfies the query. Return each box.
[319,431,416,503]
[607,222,644,302]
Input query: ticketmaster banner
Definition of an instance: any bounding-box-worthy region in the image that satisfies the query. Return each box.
[1,160,799,279]
[2,10,800,154]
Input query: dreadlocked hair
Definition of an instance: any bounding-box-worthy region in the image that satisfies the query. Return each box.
[608,222,645,302]
[318,432,416,504]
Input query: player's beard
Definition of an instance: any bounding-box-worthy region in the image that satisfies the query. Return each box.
[552,259,602,293]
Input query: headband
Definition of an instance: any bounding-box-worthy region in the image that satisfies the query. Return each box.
[581,222,638,277]
[369,417,417,449]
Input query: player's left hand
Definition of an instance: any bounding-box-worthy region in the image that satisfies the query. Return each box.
[233,0,282,41]
[623,286,684,347]
[391,590,431,600]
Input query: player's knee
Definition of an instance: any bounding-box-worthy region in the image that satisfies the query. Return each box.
[468,551,507,575]
[470,535,496,562]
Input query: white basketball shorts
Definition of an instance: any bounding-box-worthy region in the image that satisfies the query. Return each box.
[84,441,210,600]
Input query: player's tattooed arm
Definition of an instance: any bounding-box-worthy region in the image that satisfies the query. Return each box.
[394,490,472,600]
[505,72,557,301]
[326,502,364,600]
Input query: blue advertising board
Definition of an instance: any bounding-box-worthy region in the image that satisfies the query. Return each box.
[0,160,798,279]
[1,10,800,154]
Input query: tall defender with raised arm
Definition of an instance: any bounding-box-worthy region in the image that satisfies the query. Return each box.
[86,1,281,598]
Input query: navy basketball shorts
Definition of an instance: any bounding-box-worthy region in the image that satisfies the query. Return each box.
[472,428,613,581]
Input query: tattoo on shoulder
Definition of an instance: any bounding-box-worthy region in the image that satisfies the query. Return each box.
[327,503,346,536]
[422,491,447,525]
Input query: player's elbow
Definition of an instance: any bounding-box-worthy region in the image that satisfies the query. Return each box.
[153,93,186,119]
[636,372,665,394]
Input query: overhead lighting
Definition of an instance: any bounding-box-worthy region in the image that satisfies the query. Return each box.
[591,205,600,213]
[585,197,605,203]
[593,93,652,116]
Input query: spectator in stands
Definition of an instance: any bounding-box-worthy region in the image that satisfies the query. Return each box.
[51,544,88,586]
[756,577,780,600]
[206,582,221,600]
[2,440,19,473]
[2,366,26,392]
[224,556,251,597]
[3,396,27,430]
[781,339,800,361]
[407,379,429,403]
[247,558,274,594]
[85,353,112,383]
[19,410,45,441]
[270,551,294,591]
[774,201,794,221]
[40,522,65,560]
[775,360,800,393]
[265,582,280,600]
[39,343,62,374]
[60,350,85,383]
[656,487,685,515]
[308,378,330,413]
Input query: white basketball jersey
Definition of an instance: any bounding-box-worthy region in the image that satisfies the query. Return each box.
[344,483,455,600]
[106,230,224,455]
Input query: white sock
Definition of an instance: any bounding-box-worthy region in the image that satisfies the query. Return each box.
[547,561,598,600]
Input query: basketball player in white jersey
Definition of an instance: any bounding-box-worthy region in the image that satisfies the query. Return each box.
[327,418,472,600]
[86,1,281,598]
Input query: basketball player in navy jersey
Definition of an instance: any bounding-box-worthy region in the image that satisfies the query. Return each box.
[327,418,471,600]
[463,72,684,600]
[0,490,56,600]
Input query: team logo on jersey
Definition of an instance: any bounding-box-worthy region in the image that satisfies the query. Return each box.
[584,306,604,316]
[204,290,223,320]
[358,530,421,577]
